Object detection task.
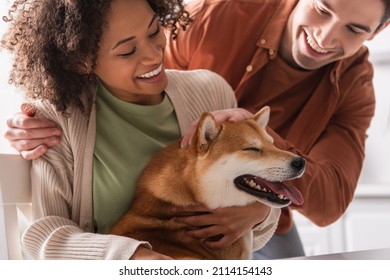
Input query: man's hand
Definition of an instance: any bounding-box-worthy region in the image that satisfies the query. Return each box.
[172,202,270,249]
[4,103,62,159]
[181,108,254,148]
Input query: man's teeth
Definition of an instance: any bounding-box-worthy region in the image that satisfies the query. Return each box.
[243,178,288,200]
[306,36,329,54]
[138,64,162,78]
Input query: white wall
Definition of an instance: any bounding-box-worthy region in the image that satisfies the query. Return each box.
[0,1,25,154]
[358,27,390,185]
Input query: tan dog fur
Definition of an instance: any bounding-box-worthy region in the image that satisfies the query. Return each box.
[110,106,305,259]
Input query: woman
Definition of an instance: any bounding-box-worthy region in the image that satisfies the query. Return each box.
[1,0,278,259]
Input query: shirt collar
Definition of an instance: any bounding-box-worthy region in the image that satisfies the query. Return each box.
[256,0,348,84]
[256,0,297,59]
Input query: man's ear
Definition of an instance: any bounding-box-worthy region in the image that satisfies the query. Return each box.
[368,20,390,40]
[196,112,221,153]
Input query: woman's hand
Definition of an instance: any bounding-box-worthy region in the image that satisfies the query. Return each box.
[181,108,254,148]
[172,202,270,249]
[4,104,62,159]
[130,246,174,260]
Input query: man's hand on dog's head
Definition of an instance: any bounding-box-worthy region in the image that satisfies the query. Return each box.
[180,108,254,148]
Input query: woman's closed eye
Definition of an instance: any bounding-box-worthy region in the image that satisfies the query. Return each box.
[119,47,136,57]
[149,25,160,38]
[117,25,160,57]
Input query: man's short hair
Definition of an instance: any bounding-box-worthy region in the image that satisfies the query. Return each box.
[378,0,390,31]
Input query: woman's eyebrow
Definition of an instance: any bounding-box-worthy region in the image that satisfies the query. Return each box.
[112,36,136,50]
[148,14,158,28]
[112,14,158,50]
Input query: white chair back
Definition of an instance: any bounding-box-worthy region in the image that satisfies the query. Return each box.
[0,153,31,260]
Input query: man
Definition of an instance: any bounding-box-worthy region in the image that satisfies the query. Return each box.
[162,0,390,259]
[5,0,390,259]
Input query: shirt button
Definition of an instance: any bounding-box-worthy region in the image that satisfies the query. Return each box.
[260,39,266,45]
[246,65,253,72]
[269,49,274,55]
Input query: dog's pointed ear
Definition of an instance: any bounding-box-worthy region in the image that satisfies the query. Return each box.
[253,106,274,143]
[254,106,270,128]
[197,112,221,153]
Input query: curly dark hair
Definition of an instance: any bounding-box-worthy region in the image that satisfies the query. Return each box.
[1,0,192,114]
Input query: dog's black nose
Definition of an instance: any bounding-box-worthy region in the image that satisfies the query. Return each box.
[290,157,306,172]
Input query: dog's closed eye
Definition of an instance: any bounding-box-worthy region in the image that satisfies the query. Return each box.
[243,147,261,152]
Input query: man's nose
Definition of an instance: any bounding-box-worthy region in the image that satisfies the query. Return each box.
[315,23,338,49]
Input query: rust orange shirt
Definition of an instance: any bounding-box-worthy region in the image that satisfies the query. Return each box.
[164,0,375,233]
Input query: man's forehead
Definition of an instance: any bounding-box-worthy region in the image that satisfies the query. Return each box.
[315,0,384,33]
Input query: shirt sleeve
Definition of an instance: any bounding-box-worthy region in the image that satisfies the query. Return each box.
[22,215,150,259]
[269,53,375,228]
[21,101,152,259]
[252,208,281,251]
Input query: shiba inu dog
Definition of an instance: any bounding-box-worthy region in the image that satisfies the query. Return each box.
[110,106,305,259]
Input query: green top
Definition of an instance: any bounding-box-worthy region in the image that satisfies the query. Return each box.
[93,83,181,234]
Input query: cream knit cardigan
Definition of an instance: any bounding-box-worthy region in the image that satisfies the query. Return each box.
[22,69,280,259]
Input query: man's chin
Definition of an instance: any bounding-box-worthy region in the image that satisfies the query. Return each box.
[293,55,332,71]
[294,50,343,70]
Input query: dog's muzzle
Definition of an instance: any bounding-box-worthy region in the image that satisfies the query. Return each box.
[234,174,304,207]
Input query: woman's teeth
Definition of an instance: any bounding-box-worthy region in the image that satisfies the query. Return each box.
[138,64,162,79]
[306,36,329,54]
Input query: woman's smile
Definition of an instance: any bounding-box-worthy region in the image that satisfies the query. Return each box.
[136,63,166,83]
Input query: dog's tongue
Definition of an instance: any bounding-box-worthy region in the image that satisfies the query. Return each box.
[264,180,304,206]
